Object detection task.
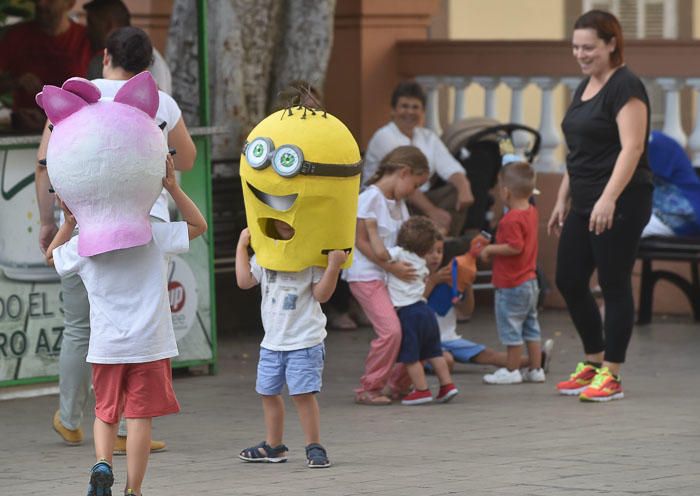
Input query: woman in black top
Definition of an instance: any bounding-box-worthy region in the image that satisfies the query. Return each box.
[547,10,652,402]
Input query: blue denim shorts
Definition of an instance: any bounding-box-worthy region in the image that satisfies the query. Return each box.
[495,279,541,346]
[442,338,487,363]
[255,343,325,396]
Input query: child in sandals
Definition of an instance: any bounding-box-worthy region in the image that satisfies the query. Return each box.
[235,223,347,468]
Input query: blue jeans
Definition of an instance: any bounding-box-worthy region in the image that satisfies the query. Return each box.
[495,279,541,346]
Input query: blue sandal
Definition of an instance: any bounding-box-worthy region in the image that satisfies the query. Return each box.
[305,443,331,468]
[86,460,114,496]
[239,441,288,463]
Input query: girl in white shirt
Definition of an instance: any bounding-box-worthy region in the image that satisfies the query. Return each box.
[344,146,429,405]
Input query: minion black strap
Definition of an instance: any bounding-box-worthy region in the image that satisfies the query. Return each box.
[299,160,363,177]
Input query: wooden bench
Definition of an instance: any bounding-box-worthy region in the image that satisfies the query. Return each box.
[636,236,700,324]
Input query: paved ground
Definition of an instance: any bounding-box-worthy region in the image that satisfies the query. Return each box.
[2,309,699,496]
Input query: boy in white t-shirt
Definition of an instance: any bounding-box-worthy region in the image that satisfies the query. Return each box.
[47,157,207,496]
[375,216,459,405]
[235,221,347,468]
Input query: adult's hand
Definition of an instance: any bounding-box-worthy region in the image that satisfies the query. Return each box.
[427,207,452,233]
[589,196,616,235]
[455,186,474,212]
[546,200,568,237]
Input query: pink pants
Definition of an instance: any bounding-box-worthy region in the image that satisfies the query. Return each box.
[349,280,410,395]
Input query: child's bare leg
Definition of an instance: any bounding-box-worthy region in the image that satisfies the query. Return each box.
[443,351,455,372]
[427,356,453,386]
[291,393,320,445]
[93,417,119,464]
[526,341,542,369]
[404,361,429,390]
[507,345,524,371]
[262,395,285,447]
[473,348,529,368]
[124,417,152,495]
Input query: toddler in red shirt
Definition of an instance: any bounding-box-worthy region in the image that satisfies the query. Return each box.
[479,162,545,385]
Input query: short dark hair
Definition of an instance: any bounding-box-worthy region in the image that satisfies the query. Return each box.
[390,81,426,109]
[397,216,442,257]
[84,0,131,27]
[499,161,536,199]
[574,10,624,67]
[106,26,153,74]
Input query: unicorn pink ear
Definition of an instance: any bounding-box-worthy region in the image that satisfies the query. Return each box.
[36,85,88,125]
[62,77,101,103]
[113,72,158,119]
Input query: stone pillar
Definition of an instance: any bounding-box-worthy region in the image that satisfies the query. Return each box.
[324,0,439,148]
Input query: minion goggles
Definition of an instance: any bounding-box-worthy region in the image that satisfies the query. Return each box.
[243,137,363,178]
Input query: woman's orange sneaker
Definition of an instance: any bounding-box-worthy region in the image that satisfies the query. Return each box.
[579,368,624,402]
[556,362,598,396]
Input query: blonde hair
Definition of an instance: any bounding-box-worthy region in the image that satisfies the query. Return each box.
[365,146,429,185]
[499,161,535,199]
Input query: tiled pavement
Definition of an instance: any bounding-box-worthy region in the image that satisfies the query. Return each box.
[2,310,699,496]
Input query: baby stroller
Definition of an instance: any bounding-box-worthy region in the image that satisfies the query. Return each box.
[441,117,541,232]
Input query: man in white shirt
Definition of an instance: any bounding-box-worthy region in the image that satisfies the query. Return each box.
[363,81,474,237]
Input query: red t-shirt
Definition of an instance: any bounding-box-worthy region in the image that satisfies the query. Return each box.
[492,205,538,289]
[0,20,93,111]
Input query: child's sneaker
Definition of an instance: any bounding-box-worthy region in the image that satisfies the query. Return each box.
[541,338,554,373]
[86,460,114,496]
[522,367,546,383]
[483,367,522,385]
[579,367,624,402]
[556,362,598,396]
[435,383,459,403]
[401,389,433,405]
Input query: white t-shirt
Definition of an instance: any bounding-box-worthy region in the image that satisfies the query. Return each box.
[387,246,429,308]
[250,256,327,351]
[343,185,410,282]
[91,78,183,222]
[53,222,189,364]
[363,121,465,191]
[150,48,173,95]
[436,307,461,342]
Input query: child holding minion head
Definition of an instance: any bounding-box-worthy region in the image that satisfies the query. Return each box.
[235,101,362,468]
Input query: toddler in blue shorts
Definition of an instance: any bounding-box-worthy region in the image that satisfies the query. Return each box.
[235,222,347,468]
[384,217,459,406]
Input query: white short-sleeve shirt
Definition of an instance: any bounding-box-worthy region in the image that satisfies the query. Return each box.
[91,78,183,222]
[53,222,189,364]
[362,121,465,192]
[386,246,429,308]
[250,256,327,351]
[343,185,410,282]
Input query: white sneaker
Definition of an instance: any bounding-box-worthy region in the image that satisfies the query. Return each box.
[483,368,523,385]
[522,367,546,383]
[541,339,554,373]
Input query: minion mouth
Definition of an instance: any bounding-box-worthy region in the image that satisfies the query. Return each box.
[247,182,297,211]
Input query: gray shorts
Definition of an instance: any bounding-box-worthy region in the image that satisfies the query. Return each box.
[255,343,325,396]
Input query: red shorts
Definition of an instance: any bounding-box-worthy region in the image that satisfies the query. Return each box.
[92,358,180,424]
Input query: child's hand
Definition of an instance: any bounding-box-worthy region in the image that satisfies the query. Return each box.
[327,249,348,269]
[432,264,452,285]
[57,196,76,226]
[387,260,417,282]
[238,227,251,248]
[162,154,178,192]
[479,245,492,263]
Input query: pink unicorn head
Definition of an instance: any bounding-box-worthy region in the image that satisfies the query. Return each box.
[36,72,165,257]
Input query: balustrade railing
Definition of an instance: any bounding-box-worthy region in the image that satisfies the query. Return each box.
[398,40,700,171]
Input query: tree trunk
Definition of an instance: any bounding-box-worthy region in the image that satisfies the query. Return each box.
[166,0,336,162]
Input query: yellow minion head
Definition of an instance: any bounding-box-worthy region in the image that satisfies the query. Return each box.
[240,108,361,272]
